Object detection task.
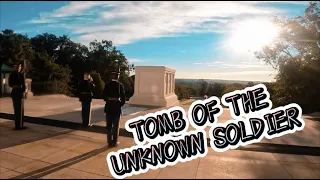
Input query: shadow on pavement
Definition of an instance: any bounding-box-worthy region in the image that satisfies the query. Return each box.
[0,120,74,150]
[0,112,133,150]
[10,145,110,179]
[0,110,320,179]
[1,111,319,156]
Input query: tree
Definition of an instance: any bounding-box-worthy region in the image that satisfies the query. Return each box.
[31,33,90,96]
[207,83,225,97]
[90,71,105,99]
[87,39,135,99]
[29,51,71,95]
[196,79,209,96]
[0,29,34,76]
[120,75,135,100]
[175,84,190,100]
[223,83,246,94]
[0,29,136,97]
[87,40,132,82]
[247,81,254,87]
[31,33,59,59]
[254,1,320,113]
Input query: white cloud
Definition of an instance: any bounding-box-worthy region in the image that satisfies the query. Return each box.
[194,63,202,65]
[29,1,285,46]
[179,50,186,53]
[127,58,144,63]
[221,63,268,68]
[52,1,113,17]
[211,61,224,64]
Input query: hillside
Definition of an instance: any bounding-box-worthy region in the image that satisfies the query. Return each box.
[175,79,266,85]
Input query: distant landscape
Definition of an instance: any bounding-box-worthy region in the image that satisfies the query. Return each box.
[176,79,266,85]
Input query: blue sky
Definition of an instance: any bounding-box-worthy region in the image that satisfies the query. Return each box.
[0,1,309,81]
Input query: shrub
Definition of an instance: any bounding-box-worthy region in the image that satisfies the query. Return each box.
[91,71,105,99]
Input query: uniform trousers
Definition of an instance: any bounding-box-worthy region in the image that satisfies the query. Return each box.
[106,111,121,145]
[81,101,92,127]
[12,97,24,129]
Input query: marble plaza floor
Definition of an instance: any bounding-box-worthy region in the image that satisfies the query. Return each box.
[0,95,319,179]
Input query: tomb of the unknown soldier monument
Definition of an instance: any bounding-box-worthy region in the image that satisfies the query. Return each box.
[129,66,180,107]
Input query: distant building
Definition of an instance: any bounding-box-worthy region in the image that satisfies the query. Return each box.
[0,64,14,97]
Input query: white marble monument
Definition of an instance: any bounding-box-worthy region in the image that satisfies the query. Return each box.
[128,66,180,107]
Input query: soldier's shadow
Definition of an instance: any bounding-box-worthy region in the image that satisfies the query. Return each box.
[0,104,158,150]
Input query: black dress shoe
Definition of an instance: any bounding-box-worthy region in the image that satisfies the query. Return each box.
[108,143,115,148]
[114,142,120,147]
[14,126,27,130]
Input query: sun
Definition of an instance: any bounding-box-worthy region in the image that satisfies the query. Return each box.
[227,19,279,53]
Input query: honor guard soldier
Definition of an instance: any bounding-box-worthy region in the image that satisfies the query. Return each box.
[77,72,95,127]
[102,69,126,148]
[8,64,27,130]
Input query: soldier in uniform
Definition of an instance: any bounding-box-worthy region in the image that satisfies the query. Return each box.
[102,69,126,148]
[77,72,95,127]
[8,64,27,130]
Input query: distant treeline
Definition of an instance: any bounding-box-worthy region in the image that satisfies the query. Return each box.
[175,80,257,100]
[0,29,135,100]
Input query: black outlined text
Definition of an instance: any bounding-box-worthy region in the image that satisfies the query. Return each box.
[125,106,189,145]
[106,129,208,179]
[209,103,304,152]
[221,84,272,119]
[188,96,223,129]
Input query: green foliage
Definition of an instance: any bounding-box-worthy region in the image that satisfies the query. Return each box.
[207,83,225,97]
[175,84,190,100]
[0,29,34,75]
[90,71,105,99]
[28,51,71,95]
[254,1,320,113]
[0,29,135,97]
[196,79,209,96]
[32,81,71,96]
[87,40,132,83]
[175,81,255,100]
[119,75,135,100]
[222,83,247,95]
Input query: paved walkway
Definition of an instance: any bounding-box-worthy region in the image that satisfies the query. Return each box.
[0,96,319,179]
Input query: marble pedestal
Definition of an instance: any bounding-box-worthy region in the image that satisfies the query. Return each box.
[129,66,180,107]
[25,78,33,99]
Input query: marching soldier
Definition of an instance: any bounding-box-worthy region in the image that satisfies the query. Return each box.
[8,64,27,130]
[77,72,95,127]
[102,69,126,148]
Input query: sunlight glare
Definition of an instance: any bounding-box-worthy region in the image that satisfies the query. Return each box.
[227,19,279,53]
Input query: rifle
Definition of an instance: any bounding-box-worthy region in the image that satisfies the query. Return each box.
[23,60,27,99]
[119,82,123,117]
[118,66,123,117]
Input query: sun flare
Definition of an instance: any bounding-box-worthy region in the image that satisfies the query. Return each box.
[227,19,279,53]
